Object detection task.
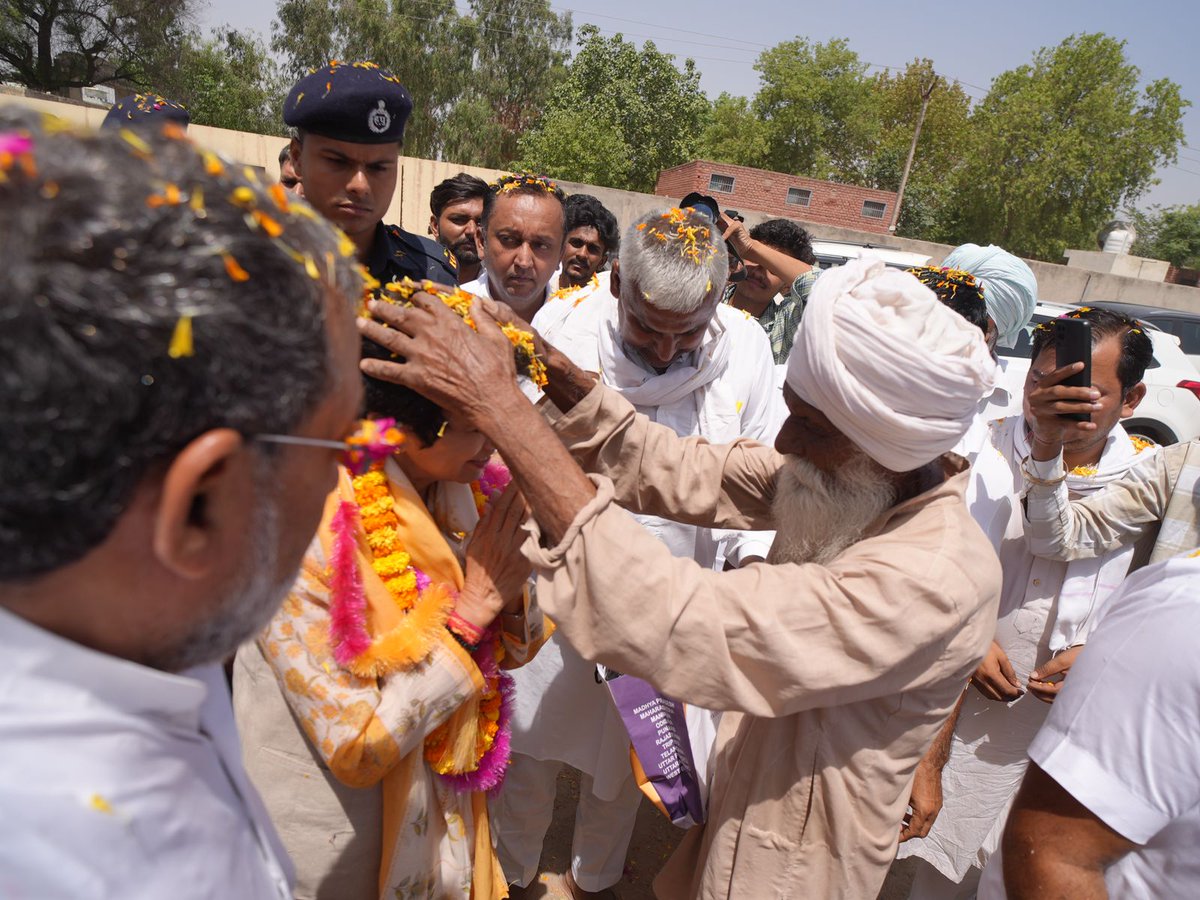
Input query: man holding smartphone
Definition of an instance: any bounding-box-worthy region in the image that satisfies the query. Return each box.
[896,306,1157,898]
[1023,316,1200,566]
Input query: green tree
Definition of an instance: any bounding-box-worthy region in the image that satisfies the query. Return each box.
[1130,204,1200,269]
[439,0,571,168]
[272,0,466,158]
[937,33,1187,261]
[518,24,708,192]
[700,92,769,169]
[156,28,287,135]
[0,0,195,92]
[750,37,877,181]
[863,59,973,236]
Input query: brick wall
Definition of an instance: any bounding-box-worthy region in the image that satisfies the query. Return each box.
[655,160,899,235]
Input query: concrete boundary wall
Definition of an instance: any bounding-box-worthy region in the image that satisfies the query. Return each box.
[4,89,1196,313]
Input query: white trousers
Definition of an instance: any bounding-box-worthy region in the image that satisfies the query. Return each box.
[491,752,643,892]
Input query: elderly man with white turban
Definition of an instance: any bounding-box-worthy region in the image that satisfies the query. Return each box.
[358,258,1003,899]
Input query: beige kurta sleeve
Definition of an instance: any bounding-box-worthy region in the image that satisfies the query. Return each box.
[1024,443,1179,561]
[524,476,993,718]
[546,382,783,531]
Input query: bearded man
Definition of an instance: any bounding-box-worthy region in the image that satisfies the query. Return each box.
[493,208,778,900]
[429,172,488,284]
[358,258,1003,898]
[0,111,364,895]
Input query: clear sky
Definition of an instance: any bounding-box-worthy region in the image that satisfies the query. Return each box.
[200,0,1200,210]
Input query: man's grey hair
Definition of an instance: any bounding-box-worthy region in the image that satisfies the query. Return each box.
[0,109,363,581]
[619,207,728,314]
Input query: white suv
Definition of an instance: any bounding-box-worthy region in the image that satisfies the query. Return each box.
[997,302,1200,445]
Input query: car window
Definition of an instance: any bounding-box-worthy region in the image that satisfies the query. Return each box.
[1154,318,1200,355]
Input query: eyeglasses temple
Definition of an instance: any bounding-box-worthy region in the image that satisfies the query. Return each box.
[255,434,351,451]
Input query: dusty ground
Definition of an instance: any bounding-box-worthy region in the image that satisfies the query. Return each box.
[523,766,917,899]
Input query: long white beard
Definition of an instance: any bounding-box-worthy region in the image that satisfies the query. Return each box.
[767,453,898,566]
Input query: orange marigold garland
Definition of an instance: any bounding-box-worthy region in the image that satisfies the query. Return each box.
[328,460,516,792]
[365,277,548,389]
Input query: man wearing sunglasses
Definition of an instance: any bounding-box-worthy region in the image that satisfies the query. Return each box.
[0,112,364,896]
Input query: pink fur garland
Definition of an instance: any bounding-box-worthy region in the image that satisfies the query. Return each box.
[328,499,371,666]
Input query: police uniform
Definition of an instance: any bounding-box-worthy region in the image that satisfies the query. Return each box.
[101,94,190,131]
[283,61,455,285]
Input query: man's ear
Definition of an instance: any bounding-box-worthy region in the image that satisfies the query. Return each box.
[610,258,621,299]
[1120,382,1148,418]
[429,214,439,239]
[289,137,303,176]
[985,317,999,354]
[152,429,247,580]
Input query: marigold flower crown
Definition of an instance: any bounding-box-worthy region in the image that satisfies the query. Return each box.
[362,276,548,388]
[635,207,718,266]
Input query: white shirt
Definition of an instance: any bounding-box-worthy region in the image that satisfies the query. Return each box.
[978,552,1200,898]
[0,606,293,899]
[461,271,562,402]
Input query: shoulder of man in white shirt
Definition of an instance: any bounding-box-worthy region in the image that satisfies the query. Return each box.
[986,552,1200,899]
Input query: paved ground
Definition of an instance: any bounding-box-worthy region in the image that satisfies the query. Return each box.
[524,766,917,900]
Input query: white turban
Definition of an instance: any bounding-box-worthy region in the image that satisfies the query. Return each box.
[785,257,998,473]
[941,243,1037,348]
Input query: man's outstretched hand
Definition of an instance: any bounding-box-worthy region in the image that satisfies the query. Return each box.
[358,287,522,427]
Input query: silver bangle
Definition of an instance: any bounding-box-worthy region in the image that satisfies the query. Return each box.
[1020,456,1067,487]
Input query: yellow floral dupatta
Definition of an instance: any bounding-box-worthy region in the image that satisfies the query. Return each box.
[317,458,509,899]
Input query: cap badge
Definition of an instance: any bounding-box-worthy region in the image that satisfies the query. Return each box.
[368,100,391,134]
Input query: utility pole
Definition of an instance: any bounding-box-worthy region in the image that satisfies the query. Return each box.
[889,76,937,233]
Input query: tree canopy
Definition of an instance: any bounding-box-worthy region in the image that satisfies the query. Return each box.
[1130,204,1200,270]
[156,28,287,135]
[0,0,195,92]
[518,24,708,193]
[935,33,1187,260]
[271,0,570,165]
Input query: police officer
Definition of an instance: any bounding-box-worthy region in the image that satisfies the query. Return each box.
[282,61,454,286]
[101,94,190,131]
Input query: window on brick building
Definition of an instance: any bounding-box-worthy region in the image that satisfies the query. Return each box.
[708,173,735,194]
[861,200,887,219]
[786,187,812,207]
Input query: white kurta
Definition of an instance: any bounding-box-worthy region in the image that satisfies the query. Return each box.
[509,290,781,797]
[0,606,293,899]
[898,417,1157,882]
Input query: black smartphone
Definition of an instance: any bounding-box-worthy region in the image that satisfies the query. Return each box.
[1055,317,1092,422]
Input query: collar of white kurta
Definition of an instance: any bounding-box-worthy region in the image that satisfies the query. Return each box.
[597,298,731,411]
[0,603,209,728]
[973,416,1158,651]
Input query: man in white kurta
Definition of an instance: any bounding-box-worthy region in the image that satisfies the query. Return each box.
[493,208,780,897]
[897,309,1157,898]
[0,114,368,897]
[939,244,1037,461]
[0,616,293,899]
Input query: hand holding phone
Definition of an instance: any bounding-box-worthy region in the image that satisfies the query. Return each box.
[1055,317,1092,422]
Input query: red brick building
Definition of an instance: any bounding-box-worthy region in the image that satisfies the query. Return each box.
[655,160,899,235]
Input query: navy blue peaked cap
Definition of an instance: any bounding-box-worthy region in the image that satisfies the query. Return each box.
[283,61,413,144]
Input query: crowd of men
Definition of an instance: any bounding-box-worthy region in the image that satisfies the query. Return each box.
[1,58,1198,900]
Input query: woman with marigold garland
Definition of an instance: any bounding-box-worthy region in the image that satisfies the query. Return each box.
[234,337,546,900]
